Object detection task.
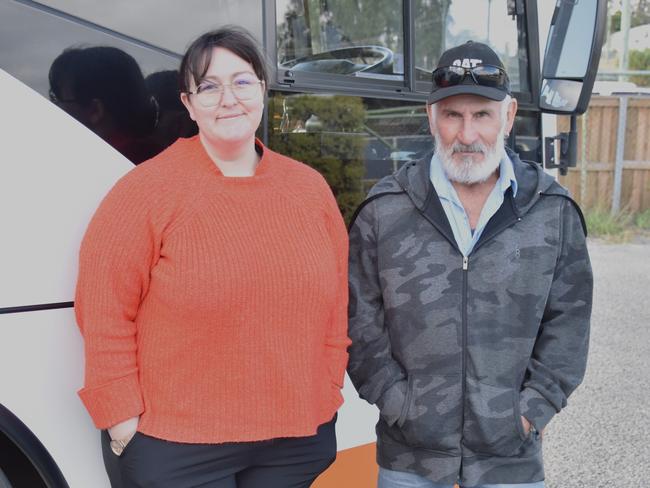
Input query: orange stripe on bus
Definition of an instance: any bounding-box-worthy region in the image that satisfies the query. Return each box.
[313,442,378,487]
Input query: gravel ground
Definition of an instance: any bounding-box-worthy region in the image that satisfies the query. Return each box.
[544,240,650,488]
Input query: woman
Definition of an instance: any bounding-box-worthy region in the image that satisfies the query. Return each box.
[75,27,350,488]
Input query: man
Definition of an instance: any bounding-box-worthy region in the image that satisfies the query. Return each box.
[347,41,592,488]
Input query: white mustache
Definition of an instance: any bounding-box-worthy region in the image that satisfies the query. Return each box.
[451,143,486,154]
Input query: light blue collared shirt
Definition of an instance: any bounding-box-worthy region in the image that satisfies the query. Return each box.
[429,153,518,257]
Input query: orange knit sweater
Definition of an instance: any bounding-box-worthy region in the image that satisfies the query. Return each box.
[75,136,350,443]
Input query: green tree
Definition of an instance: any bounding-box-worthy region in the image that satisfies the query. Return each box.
[629,48,650,86]
[610,9,621,33]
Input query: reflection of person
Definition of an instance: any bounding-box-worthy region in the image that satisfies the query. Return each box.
[49,46,158,164]
[75,27,350,487]
[348,41,593,488]
[144,70,198,152]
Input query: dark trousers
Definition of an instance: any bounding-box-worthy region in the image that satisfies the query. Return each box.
[101,417,337,488]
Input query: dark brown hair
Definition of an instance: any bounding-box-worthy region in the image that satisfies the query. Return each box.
[179,26,268,93]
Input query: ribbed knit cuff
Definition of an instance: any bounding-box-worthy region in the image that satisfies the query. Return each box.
[78,372,144,429]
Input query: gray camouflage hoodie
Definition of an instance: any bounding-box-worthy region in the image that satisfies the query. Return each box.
[347,149,592,485]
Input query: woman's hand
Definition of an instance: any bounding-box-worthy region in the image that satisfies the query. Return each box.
[108,416,139,441]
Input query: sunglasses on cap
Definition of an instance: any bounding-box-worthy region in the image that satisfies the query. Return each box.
[432,64,510,91]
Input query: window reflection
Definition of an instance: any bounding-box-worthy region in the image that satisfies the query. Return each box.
[146,71,199,148]
[35,0,263,54]
[512,110,541,163]
[277,0,405,79]
[276,1,528,93]
[48,47,198,164]
[0,0,196,165]
[363,101,432,180]
[415,0,528,92]
[48,47,160,164]
[267,92,433,222]
[544,0,596,79]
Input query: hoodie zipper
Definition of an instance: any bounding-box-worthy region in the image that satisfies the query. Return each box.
[459,217,519,446]
[460,255,469,446]
[415,206,471,446]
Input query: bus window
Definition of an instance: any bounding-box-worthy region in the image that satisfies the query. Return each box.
[414,0,530,95]
[274,1,531,102]
[276,0,405,81]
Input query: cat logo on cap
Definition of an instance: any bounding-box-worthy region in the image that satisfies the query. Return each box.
[452,58,483,68]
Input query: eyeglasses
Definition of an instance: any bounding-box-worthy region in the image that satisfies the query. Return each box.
[48,89,77,104]
[432,65,510,92]
[186,77,263,107]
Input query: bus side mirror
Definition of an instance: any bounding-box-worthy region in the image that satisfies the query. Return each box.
[541,0,607,174]
[539,0,607,115]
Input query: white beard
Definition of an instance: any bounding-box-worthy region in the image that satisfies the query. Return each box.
[434,129,505,185]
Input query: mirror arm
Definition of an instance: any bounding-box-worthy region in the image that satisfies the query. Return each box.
[544,115,577,176]
[507,0,524,18]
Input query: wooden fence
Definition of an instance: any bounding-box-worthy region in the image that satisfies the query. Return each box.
[558,96,650,214]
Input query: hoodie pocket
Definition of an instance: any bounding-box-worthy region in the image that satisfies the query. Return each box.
[394,373,462,452]
[462,377,528,456]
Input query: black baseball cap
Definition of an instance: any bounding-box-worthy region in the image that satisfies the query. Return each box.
[428,41,511,104]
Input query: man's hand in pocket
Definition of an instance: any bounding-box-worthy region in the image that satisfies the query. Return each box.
[521,416,544,438]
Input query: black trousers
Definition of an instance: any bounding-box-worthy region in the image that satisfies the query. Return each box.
[101,416,337,488]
